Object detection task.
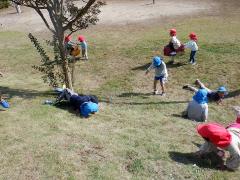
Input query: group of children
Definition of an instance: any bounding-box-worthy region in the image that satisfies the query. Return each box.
[165,28,198,64]
[144,29,240,170]
[146,28,199,96]
[64,34,88,60]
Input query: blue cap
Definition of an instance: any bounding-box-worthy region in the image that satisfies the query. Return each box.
[153,56,162,67]
[0,100,10,108]
[193,89,208,104]
[217,86,227,94]
[80,102,99,118]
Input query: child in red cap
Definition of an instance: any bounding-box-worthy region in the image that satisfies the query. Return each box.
[77,35,88,60]
[196,112,240,171]
[64,35,75,55]
[184,32,198,65]
[168,29,182,63]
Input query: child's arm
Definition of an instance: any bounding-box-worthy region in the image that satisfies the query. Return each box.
[184,41,190,49]
[145,64,153,75]
[162,62,168,78]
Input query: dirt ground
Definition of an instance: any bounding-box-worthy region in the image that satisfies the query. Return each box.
[0,0,217,32]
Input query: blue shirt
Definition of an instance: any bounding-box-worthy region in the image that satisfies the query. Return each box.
[81,41,87,49]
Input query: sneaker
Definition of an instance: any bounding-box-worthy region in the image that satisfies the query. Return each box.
[189,60,193,64]
[182,84,190,89]
[192,62,196,65]
[161,92,166,96]
[153,90,158,95]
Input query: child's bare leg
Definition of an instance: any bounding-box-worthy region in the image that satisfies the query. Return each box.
[195,79,212,92]
[170,56,174,63]
[153,79,158,92]
[183,84,198,92]
[160,81,165,94]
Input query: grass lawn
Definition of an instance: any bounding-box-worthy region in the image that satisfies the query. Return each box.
[1,1,240,179]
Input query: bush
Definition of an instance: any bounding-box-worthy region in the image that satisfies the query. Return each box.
[0,0,9,9]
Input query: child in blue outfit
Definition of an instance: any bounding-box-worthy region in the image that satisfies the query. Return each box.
[77,35,88,60]
[55,88,98,118]
[145,56,168,95]
[184,32,198,65]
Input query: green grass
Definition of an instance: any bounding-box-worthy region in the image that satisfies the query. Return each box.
[1,2,240,179]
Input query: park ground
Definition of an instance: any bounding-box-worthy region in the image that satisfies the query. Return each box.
[0,0,240,179]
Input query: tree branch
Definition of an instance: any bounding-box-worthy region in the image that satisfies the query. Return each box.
[63,0,96,31]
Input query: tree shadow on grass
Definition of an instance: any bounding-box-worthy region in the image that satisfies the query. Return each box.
[169,151,224,170]
[225,89,240,99]
[0,86,54,100]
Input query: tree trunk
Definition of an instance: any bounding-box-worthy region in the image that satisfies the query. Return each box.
[71,57,76,87]
[58,38,73,90]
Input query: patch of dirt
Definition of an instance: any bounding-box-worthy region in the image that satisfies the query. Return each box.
[0,0,216,32]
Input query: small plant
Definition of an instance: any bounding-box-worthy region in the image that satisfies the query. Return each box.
[28,33,64,88]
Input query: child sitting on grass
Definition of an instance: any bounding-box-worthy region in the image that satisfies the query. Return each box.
[184,32,198,65]
[145,56,168,96]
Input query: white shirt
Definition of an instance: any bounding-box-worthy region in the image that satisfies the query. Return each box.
[171,36,181,50]
[147,61,168,78]
[185,40,198,51]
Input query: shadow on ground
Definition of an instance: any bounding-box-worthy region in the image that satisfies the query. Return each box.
[169,151,224,170]
[131,62,186,71]
[54,101,79,116]
[0,86,54,100]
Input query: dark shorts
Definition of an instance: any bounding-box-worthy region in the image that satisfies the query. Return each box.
[154,75,165,82]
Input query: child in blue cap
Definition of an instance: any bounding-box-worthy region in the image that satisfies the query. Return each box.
[183,79,227,104]
[55,88,98,118]
[145,56,168,95]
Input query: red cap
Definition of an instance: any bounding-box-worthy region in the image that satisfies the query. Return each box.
[64,35,72,43]
[78,35,85,42]
[197,123,232,148]
[169,29,177,36]
[189,32,198,41]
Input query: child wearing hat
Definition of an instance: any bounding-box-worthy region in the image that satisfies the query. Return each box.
[184,32,198,65]
[183,79,227,104]
[168,29,181,63]
[196,115,240,171]
[145,56,168,95]
[77,35,88,60]
[64,35,75,55]
[55,88,98,118]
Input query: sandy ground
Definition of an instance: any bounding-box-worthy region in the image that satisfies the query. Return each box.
[0,0,216,32]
